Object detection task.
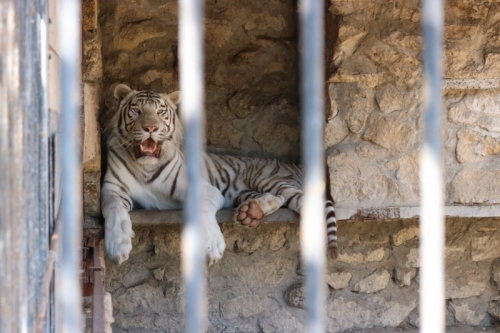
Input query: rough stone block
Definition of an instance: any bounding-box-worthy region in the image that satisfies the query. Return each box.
[448,92,500,133]
[363,110,421,153]
[456,128,500,163]
[324,116,349,147]
[393,268,416,287]
[405,248,419,268]
[471,234,500,262]
[221,294,276,320]
[258,308,305,333]
[114,20,168,51]
[242,12,288,38]
[375,82,416,114]
[451,298,487,326]
[382,31,422,51]
[152,267,165,281]
[327,294,416,332]
[354,270,391,294]
[284,282,306,309]
[151,229,181,255]
[365,248,386,262]
[326,272,352,290]
[338,252,364,264]
[328,82,373,133]
[451,168,500,205]
[392,226,419,246]
[445,275,486,299]
[328,151,390,208]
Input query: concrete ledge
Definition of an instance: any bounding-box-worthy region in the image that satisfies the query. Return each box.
[444,78,500,90]
[347,327,498,333]
[130,208,299,226]
[337,205,500,221]
[83,205,500,229]
[127,205,500,227]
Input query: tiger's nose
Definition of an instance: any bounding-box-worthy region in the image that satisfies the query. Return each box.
[143,125,158,133]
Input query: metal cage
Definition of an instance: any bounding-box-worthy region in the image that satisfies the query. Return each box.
[0,0,445,332]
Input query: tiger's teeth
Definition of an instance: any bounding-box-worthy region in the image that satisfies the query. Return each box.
[140,145,144,152]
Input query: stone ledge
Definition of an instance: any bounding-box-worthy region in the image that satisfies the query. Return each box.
[130,208,300,226]
[125,205,500,227]
[444,78,500,90]
[338,205,500,221]
[346,327,498,333]
[84,205,500,229]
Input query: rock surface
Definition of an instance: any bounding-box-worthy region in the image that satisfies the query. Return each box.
[99,0,301,162]
[353,270,391,294]
[327,0,500,209]
[105,218,500,332]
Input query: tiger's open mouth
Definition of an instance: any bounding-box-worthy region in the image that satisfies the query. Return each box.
[135,138,161,158]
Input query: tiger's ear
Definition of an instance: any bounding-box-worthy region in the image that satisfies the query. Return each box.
[167,91,181,105]
[114,84,133,102]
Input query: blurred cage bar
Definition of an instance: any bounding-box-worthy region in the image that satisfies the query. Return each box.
[0,0,446,332]
[298,0,327,332]
[0,0,58,332]
[419,0,445,333]
[178,0,207,332]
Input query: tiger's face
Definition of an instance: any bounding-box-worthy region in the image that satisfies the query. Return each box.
[112,84,182,166]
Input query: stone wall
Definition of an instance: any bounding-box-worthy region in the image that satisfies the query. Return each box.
[106,217,500,332]
[99,0,301,161]
[327,0,500,210]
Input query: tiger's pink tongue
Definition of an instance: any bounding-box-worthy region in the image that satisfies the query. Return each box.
[140,138,157,153]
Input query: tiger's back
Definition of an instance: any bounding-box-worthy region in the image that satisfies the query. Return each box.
[204,153,303,207]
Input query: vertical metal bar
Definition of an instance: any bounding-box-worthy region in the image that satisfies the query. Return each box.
[1,1,53,331]
[0,2,24,331]
[419,0,445,332]
[299,0,326,332]
[58,0,83,331]
[178,0,206,332]
[34,2,54,331]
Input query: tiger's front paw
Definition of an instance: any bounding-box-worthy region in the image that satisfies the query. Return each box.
[104,212,135,265]
[203,217,226,266]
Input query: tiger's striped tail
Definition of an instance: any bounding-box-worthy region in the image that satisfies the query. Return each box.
[325,199,338,259]
[325,163,338,259]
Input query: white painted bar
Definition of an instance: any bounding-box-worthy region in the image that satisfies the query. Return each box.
[419,0,445,332]
[58,0,83,332]
[178,0,207,332]
[298,0,327,332]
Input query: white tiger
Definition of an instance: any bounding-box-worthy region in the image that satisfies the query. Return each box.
[102,84,338,264]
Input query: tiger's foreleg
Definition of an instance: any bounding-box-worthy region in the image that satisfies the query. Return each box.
[101,182,135,265]
[233,192,285,228]
[199,183,226,265]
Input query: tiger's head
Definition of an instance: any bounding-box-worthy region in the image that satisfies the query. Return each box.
[109,84,182,166]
